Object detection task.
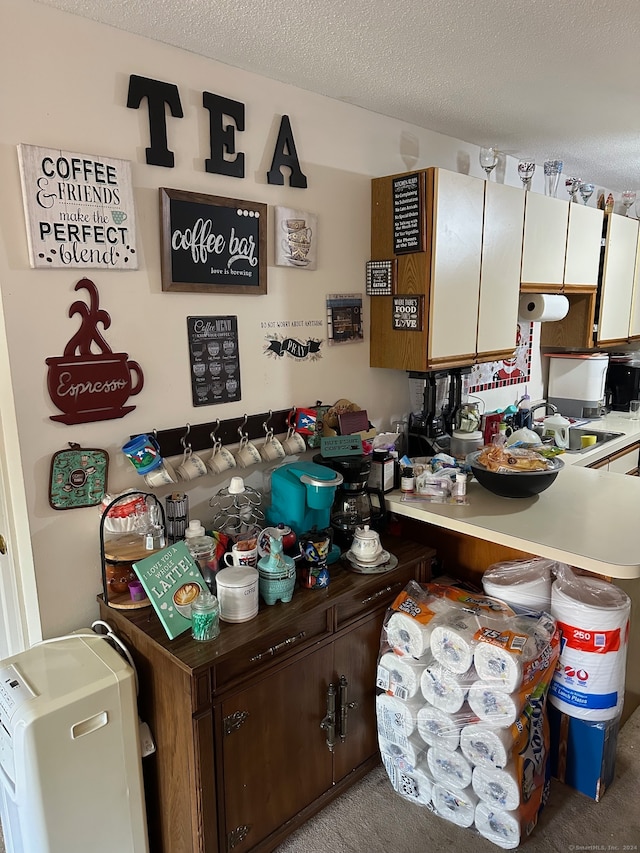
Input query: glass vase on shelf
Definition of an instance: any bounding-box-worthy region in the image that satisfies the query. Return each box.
[543,159,563,197]
[517,160,535,190]
[479,147,499,180]
[621,190,637,216]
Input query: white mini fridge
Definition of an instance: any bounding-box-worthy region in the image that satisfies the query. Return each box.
[0,630,149,853]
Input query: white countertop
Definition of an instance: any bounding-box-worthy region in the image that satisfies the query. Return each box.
[388,413,640,579]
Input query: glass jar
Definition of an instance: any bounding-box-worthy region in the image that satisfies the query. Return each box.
[191,591,220,642]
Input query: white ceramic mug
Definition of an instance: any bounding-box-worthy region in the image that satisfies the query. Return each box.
[234,436,261,469]
[177,449,208,481]
[259,432,286,462]
[207,441,237,475]
[144,459,179,487]
[282,427,306,455]
[224,543,258,568]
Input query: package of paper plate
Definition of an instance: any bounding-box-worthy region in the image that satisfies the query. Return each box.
[375,580,560,849]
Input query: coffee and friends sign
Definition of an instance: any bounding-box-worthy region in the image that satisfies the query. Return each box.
[17,144,138,270]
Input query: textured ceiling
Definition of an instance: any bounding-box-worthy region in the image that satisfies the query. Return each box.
[36,0,640,193]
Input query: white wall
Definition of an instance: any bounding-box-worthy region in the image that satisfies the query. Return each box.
[1,0,543,637]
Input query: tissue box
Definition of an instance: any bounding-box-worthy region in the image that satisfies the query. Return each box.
[548,704,620,801]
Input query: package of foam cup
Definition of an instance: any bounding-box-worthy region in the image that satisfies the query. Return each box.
[376,579,560,849]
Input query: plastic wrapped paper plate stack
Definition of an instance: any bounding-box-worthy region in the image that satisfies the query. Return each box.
[376,579,560,849]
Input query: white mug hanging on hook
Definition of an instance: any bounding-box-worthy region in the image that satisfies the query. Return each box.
[282,425,306,455]
[176,425,208,481]
[207,425,237,475]
[234,418,262,469]
[259,415,286,463]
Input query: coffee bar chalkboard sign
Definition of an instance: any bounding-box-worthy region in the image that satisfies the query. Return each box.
[161,188,267,294]
[392,172,424,254]
[188,316,241,406]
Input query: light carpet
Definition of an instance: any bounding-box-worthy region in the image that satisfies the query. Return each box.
[274,707,640,853]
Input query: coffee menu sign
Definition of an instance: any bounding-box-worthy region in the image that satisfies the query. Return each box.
[17,144,138,270]
[188,316,241,406]
[160,188,267,294]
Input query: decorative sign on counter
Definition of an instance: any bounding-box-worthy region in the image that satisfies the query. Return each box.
[17,144,138,270]
[392,295,423,331]
[160,188,267,294]
[188,316,241,406]
[392,172,424,254]
[326,293,364,345]
[46,278,144,424]
[366,260,396,296]
[133,541,208,640]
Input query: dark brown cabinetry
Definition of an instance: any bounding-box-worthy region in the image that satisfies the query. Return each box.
[98,538,434,853]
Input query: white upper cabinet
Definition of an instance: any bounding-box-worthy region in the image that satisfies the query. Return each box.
[477,182,525,358]
[597,214,640,344]
[521,193,569,288]
[564,204,604,288]
[627,229,640,340]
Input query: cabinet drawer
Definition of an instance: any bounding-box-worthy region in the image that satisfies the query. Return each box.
[213,609,329,690]
[335,563,420,628]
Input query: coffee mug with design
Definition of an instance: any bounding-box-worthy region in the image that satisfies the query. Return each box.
[259,431,286,462]
[234,436,261,469]
[224,543,258,568]
[144,459,179,487]
[282,427,307,456]
[122,433,162,475]
[207,439,237,475]
[177,448,208,481]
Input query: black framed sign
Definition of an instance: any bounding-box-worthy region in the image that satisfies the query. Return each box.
[392,295,423,331]
[366,259,396,296]
[392,173,424,254]
[161,188,267,294]
[188,316,241,406]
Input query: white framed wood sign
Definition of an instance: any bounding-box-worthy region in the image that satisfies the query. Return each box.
[17,144,138,270]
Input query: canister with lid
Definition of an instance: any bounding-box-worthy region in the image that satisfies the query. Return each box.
[215,565,259,623]
[185,520,219,593]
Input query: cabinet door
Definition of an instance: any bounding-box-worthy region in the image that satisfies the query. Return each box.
[597,214,640,344]
[627,235,640,340]
[564,203,604,288]
[428,169,484,364]
[220,646,334,853]
[476,182,525,359]
[333,613,386,782]
[521,193,569,289]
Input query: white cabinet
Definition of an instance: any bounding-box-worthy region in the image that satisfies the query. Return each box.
[564,204,604,288]
[477,181,525,359]
[596,214,640,345]
[521,193,569,289]
[628,236,640,340]
[588,442,640,476]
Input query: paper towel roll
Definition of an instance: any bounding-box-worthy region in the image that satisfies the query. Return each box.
[432,783,478,828]
[474,641,523,694]
[378,735,428,773]
[460,723,513,769]
[377,651,426,699]
[386,611,435,658]
[430,611,479,674]
[376,693,423,740]
[518,293,569,322]
[472,764,520,811]
[467,681,527,728]
[420,662,472,713]
[475,801,521,849]
[427,745,473,790]
[416,705,466,752]
[384,762,433,806]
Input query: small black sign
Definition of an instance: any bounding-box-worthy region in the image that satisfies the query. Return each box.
[161,188,267,294]
[188,316,241,406]
[366,259,396,296]
[392,295,423,331]
[392,173,424,254]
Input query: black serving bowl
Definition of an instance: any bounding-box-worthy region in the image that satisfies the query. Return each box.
[467,450,564,498]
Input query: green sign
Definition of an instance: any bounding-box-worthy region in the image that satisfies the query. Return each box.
[133,541,207,640]
[320,435,363,457]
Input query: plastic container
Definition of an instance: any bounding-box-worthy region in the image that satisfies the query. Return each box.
[185,520,219,593]
[190,591,220,642]
[542,413,571,449]
[216,565,259,623]
[450,430,483,459]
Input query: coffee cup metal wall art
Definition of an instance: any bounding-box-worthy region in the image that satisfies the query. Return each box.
[46,278,144,424]
[274,206,317,270]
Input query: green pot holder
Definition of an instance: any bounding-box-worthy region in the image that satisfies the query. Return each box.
[49,443,109,510]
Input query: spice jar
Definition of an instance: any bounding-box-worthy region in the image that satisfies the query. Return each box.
[191,591,220,642]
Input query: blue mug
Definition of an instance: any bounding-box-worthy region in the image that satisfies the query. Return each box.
[122,433,163,475]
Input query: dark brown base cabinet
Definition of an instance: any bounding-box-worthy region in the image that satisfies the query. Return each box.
[98,538,434,853]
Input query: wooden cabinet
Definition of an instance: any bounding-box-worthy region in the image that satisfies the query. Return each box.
[520,193,569,290]
[596,213,640,346]
[98,538,433,853]
[370,168,523,371]
[587,441,640,475]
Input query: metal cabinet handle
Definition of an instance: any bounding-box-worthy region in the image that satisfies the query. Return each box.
[249,631,306,662]
[361,581,402,606]
[320,682,336,752]
[339,674,358,742]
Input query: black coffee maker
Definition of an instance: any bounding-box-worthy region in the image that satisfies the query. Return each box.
[313,453,386,548]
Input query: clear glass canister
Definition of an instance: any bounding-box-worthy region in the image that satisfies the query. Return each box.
[191,591,220,642]
[185,531,219,594]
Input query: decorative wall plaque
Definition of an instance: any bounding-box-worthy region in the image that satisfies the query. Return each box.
[392,172,424,254]
[366,260,396,295]
[392,295,424,331]
[160,188,267,294]
[326,293,364,345]
[46,278,144,423]
[188,316,241,406]
[17,144,138,270]
[274,206,317,269]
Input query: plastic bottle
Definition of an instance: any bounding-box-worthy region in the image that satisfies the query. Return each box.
[516,392,532,429]
[400,466,415,493]
[453,472,467,504]
[185,520,219,593]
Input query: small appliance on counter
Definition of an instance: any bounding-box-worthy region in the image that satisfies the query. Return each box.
[546,352,609,418]
[266,460,343,537]
[605,355,640,411]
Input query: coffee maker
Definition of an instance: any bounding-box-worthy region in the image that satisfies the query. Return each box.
[313,454,386,548]
[266,461,343,535]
